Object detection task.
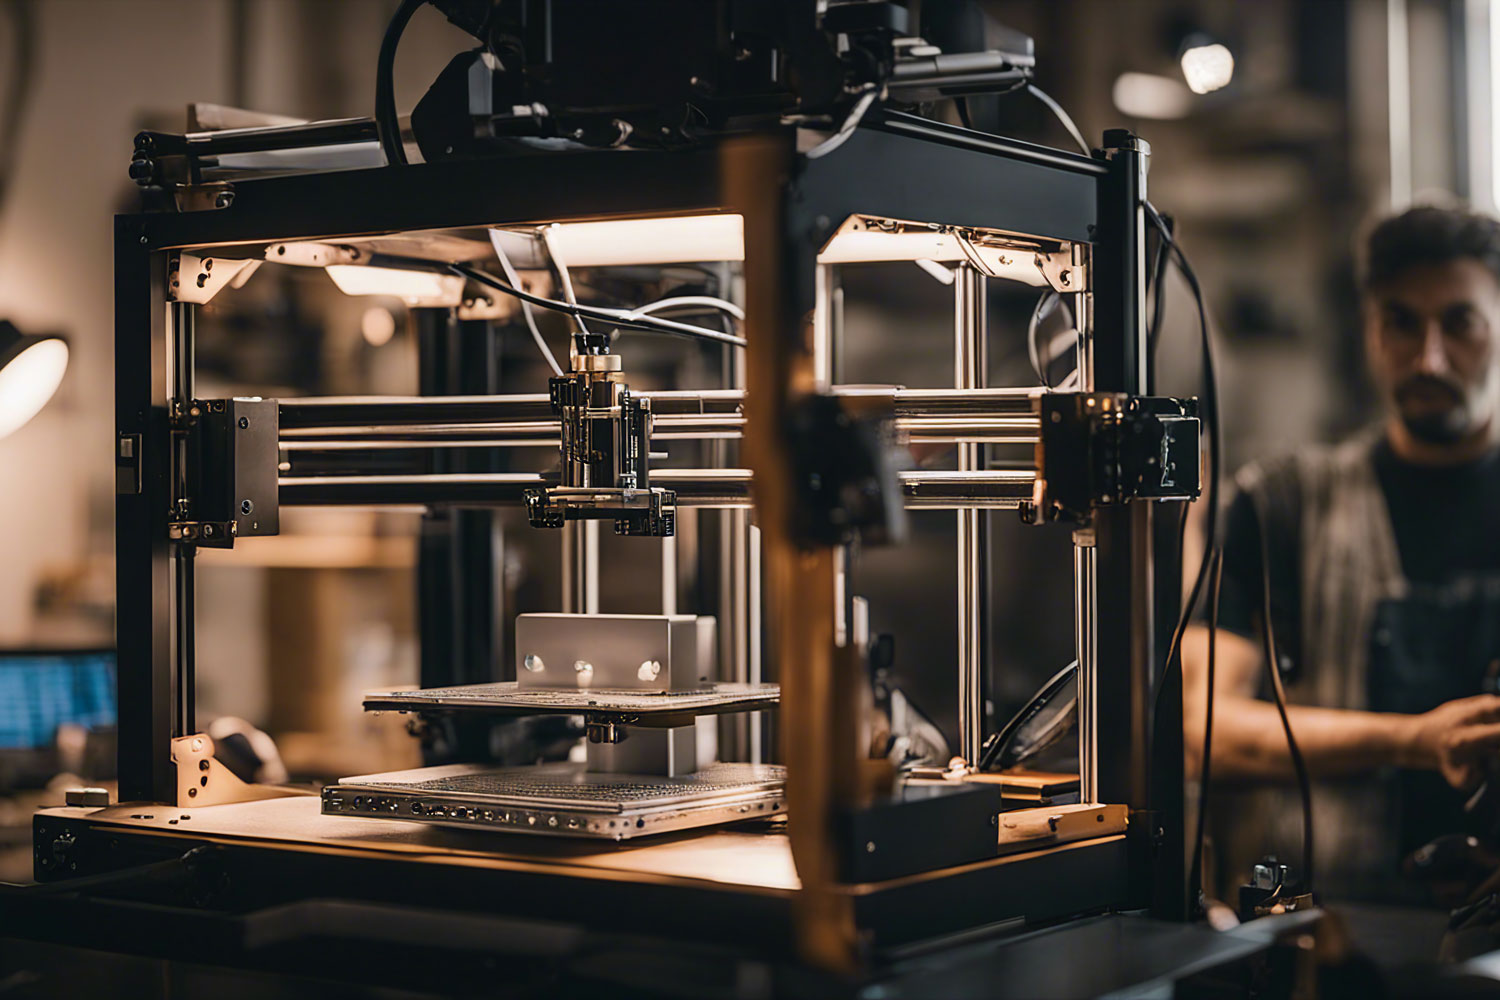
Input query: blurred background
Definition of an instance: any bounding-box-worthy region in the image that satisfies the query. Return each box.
[0,0,1483,875]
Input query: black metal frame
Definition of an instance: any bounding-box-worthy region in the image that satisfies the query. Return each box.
[107,112,1186,953]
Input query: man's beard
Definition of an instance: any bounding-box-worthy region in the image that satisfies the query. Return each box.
[1394,374,1472,444]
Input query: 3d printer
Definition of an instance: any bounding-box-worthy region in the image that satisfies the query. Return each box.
[20,2,1223,990]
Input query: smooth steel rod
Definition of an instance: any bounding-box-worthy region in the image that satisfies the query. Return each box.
[1074,532,1099,804]
[954,263,988,769]
[278,415,1039,449]
[277,385,1043,431]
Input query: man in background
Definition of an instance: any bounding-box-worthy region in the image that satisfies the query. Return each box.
[1183,205,1500,903]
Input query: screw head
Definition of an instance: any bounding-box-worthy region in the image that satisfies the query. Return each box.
[238,416,249,429]
[523,654,545,673]
[573,660,593,675]
[638,660,662,682]
[240,499,253,515]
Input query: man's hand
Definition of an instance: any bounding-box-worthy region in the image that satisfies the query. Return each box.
[1400,695,1500,790]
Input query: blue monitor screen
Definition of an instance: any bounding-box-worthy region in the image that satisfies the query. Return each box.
[0,650,116,750]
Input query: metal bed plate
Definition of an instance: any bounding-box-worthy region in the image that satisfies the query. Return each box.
[326,761,786,840]
[361,680,780,716]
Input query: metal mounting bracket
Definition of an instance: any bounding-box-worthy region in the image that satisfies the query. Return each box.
[170,734,308,808]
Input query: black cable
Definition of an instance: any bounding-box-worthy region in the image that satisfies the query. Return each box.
[0,846,216,896]
[1144,199,1313,897]
[451,263,748,348]
[1148,223,1171,360]
[1155,506,1212,722]
[1189,548,1224,901]
[955,96,973,130]
[1148,203,1222,727]
[1258,508,1315,893]
[375,0,426,167]
[1143,206,1228,919]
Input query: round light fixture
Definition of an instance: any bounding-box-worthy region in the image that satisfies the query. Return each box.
[0,322,69,440]
[1180,37,1234,95]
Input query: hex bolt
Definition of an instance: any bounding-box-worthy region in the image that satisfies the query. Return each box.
[638,660,662,682]
[523,654,545,673]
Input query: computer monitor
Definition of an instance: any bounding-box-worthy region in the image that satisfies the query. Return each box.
[0,648,116,789]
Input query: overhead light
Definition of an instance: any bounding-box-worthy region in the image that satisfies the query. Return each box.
[491,214,745,268]
[0,322,69,440]
[1179,36,1234,95]
[325,264,464,307]
[1112,72,1194,120]
[816,222,1048,285]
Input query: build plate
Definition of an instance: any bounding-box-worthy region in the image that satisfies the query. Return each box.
[361,680,780,717]
[326,761,786,840]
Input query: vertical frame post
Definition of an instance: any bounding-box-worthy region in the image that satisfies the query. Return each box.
[726,133,860,973]
[169,301,196,739]
[717,305,759,760]
[1094,130,1178,912]
[115,221,175,803]
[416,310,506,762]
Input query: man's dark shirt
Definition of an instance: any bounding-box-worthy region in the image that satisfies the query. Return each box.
[1214,437,1500,861]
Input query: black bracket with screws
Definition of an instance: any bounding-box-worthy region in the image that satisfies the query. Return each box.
[170,397,280,548]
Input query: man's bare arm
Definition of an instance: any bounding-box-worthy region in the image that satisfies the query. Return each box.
[1181,625,1500,787]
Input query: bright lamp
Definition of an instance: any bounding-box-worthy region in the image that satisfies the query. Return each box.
[0,322,69,440]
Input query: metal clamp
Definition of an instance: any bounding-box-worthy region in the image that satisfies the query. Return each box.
[168,397,281,548]
[1033,392,1201,523]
